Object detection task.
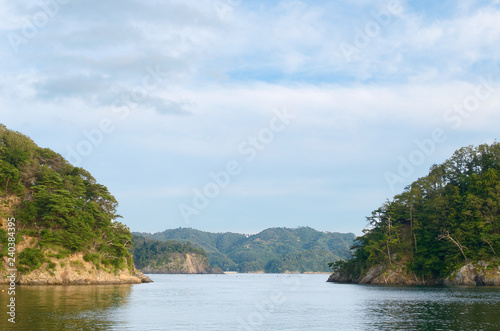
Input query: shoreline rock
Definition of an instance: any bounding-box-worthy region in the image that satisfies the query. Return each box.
[444,262,500,286]
[327,261,500,286]
[1,253,153,286]
[133,270,154,283]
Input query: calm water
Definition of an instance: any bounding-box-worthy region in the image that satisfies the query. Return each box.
[1,274,500,330]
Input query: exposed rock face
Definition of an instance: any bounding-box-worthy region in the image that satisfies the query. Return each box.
[327,270,353,283]
[134,271,154,283]
[0,199,152,285]
[328,264,428,285]
[139,252,223,274]
[444,262,500,286]
[328,261,500,286]
[0,252,151,285]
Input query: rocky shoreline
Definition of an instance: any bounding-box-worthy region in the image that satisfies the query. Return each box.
[1,253,152,286]
[1,270,152,285]
[327,261,500,286]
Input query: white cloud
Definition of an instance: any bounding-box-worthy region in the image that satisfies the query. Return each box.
[1,0,499,233]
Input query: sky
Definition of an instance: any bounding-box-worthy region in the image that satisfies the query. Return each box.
[1,0,499,235]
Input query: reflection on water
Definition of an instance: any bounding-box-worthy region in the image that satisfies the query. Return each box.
[0,285,132,331]
[359,286,500,330]
[1,275,500,330]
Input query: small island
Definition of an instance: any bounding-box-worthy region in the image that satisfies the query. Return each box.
[329,142,500,286]
[131,235,223,274]
[0,125,151,285]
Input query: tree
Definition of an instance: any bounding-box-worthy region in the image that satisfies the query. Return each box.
[333,142,500,282]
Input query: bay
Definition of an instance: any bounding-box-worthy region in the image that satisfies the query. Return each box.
[1,274,500,330]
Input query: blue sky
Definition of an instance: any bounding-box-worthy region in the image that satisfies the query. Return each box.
[1,0,499,235]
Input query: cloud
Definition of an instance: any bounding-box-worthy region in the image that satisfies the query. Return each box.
[1,0,499,233]
[2,0,228,113]
[142,96,192,115]
[3,0,500,103]
[34,74,109,100]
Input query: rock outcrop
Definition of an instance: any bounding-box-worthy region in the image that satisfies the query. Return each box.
[444,262,500,286]
[328,261,500,286]
[1,252,152,285]
[328,264,429,285]
[139,252,223,274]
[134,270,154,283]
[1,195,152,285]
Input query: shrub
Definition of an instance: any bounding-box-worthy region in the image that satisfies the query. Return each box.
[55,250,71,259]
[20,229,38,237]
[18,248,45,271]
[83,253,101,266]
[112,257,126,270]
[0,228,7,258]
[40,229,64,247]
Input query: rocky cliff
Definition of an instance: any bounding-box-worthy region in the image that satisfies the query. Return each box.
[1,252,152,285]
[1,209,152,285]
[131,234,223,274]
[328,261,500,286]
[139,252,223,274]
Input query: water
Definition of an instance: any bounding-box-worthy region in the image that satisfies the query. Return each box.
[1,274,500,330]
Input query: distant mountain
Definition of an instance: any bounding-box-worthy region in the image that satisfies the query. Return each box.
[134,227,355,273]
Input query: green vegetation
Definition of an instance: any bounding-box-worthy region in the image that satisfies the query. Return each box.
[0,124,133,273]
[18,248,45,272]
[136,227,355,272]
[0,228,8,259]
[131,235,208,270]
[334,143,500,282]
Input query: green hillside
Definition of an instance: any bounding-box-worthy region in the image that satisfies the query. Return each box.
[332,142,500,283]
[0,124,133,275]
[131,235,207,270]
[136,227,355,272]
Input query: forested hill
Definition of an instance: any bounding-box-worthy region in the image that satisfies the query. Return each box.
[331,142,500,285]
[131,235,222,274]
[0,124,148,284]
[135,227,355,273]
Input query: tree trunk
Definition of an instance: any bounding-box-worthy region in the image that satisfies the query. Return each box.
[439,231,467,260]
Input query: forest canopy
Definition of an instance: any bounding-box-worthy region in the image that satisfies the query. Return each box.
[131,235,207,270]
[0,124,133,272]
[334,142,500,281]
[137,227,355,273]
